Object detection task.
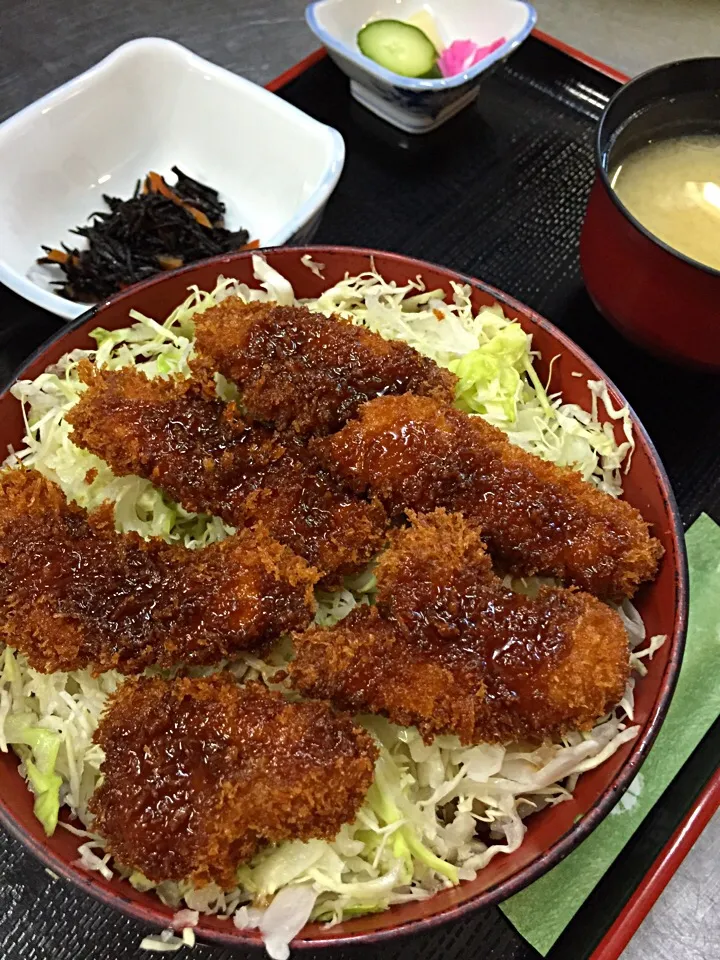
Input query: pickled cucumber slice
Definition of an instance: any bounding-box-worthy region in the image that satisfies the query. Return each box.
[357,19,439,78]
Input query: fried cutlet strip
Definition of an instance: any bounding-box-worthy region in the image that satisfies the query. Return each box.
[191,299,458,435]
[89,675,378,888]
[65,362,387,584]
[313,394,663,599]
[375,510,630,738]
[0,469,316,675]
[373,508,494,634]
[290,510,630,744]
[291,606,488,744]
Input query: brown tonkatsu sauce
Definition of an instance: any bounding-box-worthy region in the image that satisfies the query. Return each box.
[292,510,630,743]
[67,362,387,584]
[383,580,583,712]
[0,469,316,675]
[314,394,663,599]
[192,300,458,435]
[90,675,378,887]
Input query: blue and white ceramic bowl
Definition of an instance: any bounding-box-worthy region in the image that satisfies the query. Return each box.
[307,0,536,134]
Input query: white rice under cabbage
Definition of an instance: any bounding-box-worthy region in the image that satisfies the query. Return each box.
[0,256,665,959]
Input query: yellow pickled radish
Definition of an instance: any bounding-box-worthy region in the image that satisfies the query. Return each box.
[406,10,445,52]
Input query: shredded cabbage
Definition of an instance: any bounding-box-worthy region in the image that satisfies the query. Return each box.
[235,885,318,960]
[0,255,663,959]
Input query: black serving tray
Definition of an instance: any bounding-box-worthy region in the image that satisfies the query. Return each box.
[0,33,719,960]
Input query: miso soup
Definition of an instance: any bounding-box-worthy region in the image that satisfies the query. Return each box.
[609,134,720,271]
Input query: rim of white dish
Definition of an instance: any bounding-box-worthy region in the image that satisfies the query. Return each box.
[0,37,345,321]
[306,0,537,91]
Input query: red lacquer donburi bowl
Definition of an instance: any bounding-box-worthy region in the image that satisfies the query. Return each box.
[580,57,720,370]
[0,247,687,950]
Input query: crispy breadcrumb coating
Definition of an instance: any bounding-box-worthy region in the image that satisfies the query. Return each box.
[313,394,663,599]
[66,362,387,585]
[290,510,630,744]
[89,675,378,887]
[0,469,316,675]
[191,299,457,434]
[292,605,488,744]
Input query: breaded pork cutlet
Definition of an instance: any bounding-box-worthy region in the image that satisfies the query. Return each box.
[66,362,387,585]
[0,469,316,675]
[313,394,663,600]
[191,299,457,435]
[292,606,488,745]
[375,510,630,738]
[89,675,378,887]
[290,510,630,744]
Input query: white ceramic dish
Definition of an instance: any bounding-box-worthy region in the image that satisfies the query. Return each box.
[307,0,536,134]
[0,38,345,321]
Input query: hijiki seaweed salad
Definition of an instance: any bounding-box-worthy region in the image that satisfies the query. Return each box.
[38,167,257,303]
[0,256,665,959]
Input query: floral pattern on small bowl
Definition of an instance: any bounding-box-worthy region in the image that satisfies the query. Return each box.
[306,0,536,134]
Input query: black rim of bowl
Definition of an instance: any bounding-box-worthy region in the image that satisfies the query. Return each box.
[596,56,720,279]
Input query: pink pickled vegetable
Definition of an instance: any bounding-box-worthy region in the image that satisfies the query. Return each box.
[437,37,506,78]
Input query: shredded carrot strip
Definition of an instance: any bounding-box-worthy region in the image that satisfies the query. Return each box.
[146,171,213,228]
[145,171,176,201]
[45,249,69,264]
[185,206,212,229]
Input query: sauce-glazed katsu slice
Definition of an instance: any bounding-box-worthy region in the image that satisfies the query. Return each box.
[89,675,378,888]
[290,510,630,744]
[313,394,663,599]
[292,605,488,745]
[0,469,316,675]
[66,362,387,585]
[191,299,457,435]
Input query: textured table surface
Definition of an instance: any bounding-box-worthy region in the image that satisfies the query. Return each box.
[0,2,719,959]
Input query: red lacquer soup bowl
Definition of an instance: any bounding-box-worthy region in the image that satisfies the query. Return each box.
[0,247,687,950]
[580,57,720,370]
